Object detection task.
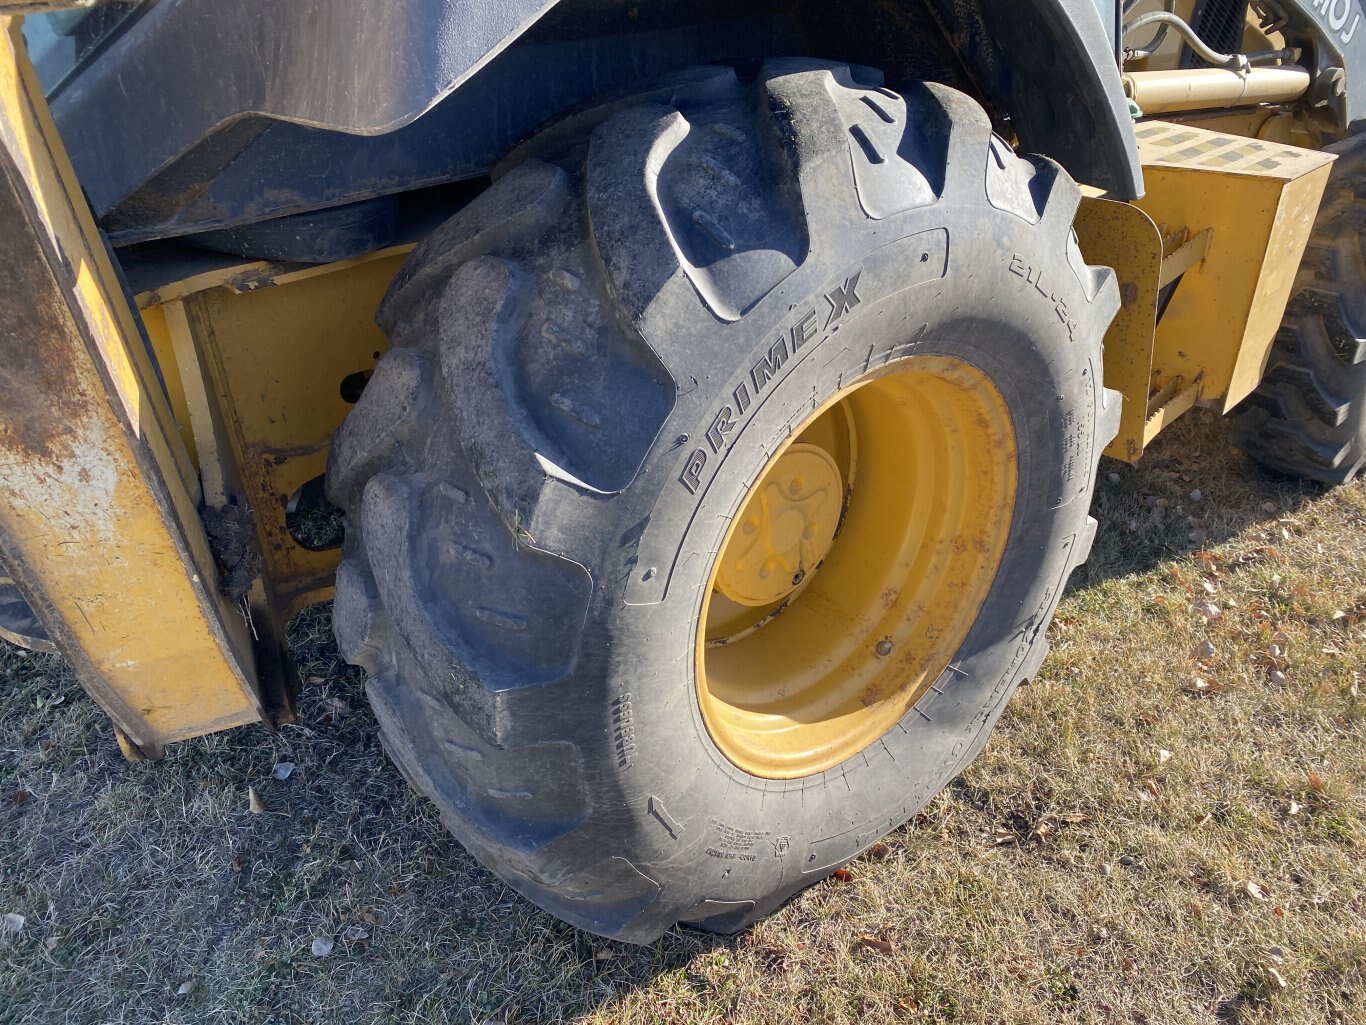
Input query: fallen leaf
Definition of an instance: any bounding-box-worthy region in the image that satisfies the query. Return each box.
[867,842,892,860]
[1157,749,1173,764]
[1273,905,1286,917]
[857,936,895,956]
[247,787,266,814]
[9,790,31,807]
[1192,600,1222,622]
[176,980,196,996]
[43,935,58,950]
[305,675,325,685]
[832,868,854,883]
[1289,800,1301,815]
[1198,639,1217,659]
[1309,772,1326,793]
[1144,780,1161,798]
[271,762,296,781]
[2,913,25,935]
[1244,880,1269,902]
[230,852,248,873]
[341,924,370,943]
[1194,813,1212,827]
[311,936,334,957]
[1266,967,1288,989]
[1269,670,1287,686]
[894,997,921,1018]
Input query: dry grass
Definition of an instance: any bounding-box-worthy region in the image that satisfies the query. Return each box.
[2,407,1363,1025]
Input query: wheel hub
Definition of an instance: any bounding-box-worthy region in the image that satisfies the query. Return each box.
[715,443,843,608]
[696,355,1018,779]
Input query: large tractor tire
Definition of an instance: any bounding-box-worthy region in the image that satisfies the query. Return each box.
[326,60,1120,943]
[1231,132,1366,484]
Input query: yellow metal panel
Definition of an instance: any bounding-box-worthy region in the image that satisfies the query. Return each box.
[1229,161,1334,406]
[134,242,415,310]
[0,17,264,754]
[0,3,92,12]
[149,254,403,614]
[1133,122,1334,413]
[1075,197,1164,462]
[0,28,200,522]
[1163,109,1302,145]
[1142,380,1200,445]
[138,303,199,469]
[1077,124,1334,461]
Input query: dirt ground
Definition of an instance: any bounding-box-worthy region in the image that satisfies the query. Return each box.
[2,408,1363,1025]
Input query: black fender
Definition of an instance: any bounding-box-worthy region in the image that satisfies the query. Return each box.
[920,0,1142,198]
[47,0,1143,244]
[1284,0,1365,131]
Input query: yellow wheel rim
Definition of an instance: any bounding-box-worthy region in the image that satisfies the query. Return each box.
[696,355,1018,779]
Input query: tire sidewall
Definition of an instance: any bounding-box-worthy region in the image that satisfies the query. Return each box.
[597,211,1103,910]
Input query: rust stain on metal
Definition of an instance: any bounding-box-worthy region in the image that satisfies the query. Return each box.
[0,16,266,754]
[0,255,86,464]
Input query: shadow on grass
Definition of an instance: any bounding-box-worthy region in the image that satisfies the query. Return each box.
[0,407,1348,1024]
[0,602,729,1024]
[1069,407,1328,593]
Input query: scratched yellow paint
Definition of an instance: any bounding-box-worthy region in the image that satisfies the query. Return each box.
[0,18,264,752]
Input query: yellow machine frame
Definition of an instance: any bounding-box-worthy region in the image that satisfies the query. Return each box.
[0,11,1338,751]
